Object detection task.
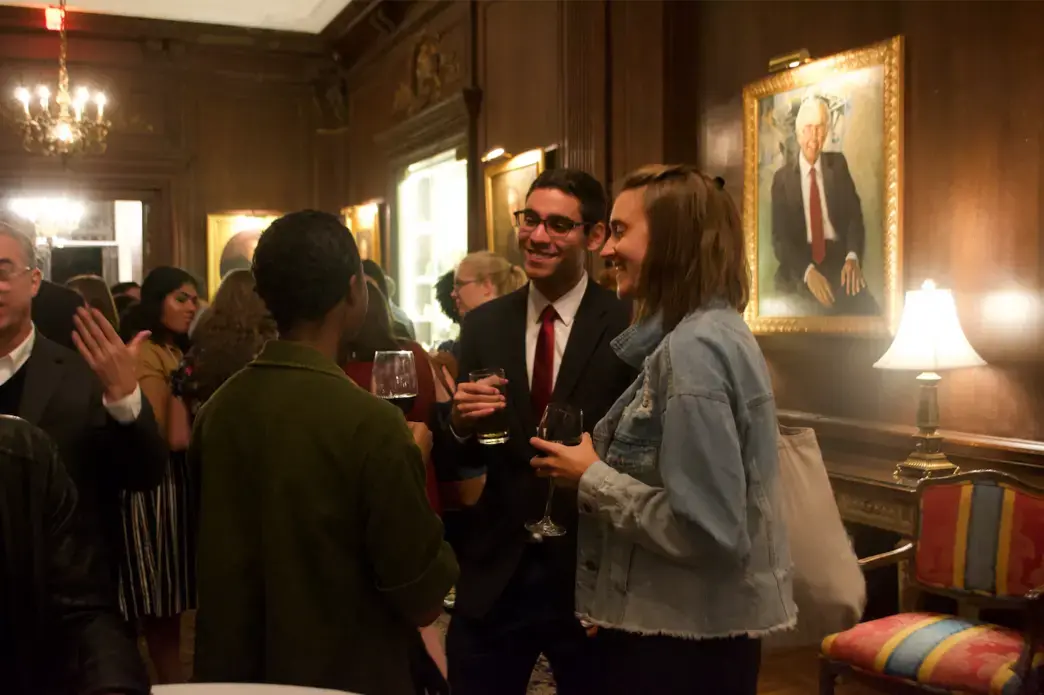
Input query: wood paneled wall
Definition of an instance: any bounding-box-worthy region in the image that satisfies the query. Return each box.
[0,7,333,290]
[330,0,1043,452]
[4,0,1038,452]
[683,0,1044,444]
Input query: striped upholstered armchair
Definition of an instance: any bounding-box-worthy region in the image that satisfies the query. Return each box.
[820,470,1044,695]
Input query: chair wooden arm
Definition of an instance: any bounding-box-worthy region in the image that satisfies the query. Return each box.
[858,542,915,571]
[1014,584,1044,695]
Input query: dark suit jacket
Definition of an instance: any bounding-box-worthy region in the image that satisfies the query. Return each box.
[770,152,865,293]
[19,334,168,577]
[445,280,636,618]
[32,280,84,351]
[0,415,148,695]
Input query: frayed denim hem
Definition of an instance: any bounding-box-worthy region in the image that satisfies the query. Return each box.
[576,613,798,641]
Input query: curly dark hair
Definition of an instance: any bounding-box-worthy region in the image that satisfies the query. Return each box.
[252,210,362,334]
[181,269,277,408]
[435,269,460,324]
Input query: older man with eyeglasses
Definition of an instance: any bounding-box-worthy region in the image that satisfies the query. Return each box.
[0,217,167,587]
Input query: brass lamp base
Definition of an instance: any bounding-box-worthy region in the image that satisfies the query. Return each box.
[894,450,960,479]
[894,372,960,481]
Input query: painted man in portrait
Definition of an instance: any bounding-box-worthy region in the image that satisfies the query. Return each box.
[770,96,879,315]
[219,230,261,280]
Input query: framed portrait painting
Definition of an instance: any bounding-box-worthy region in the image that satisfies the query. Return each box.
[484,148,545,265]
[342,199,386,265]
[205,211,280,298]
[742,36,903,334]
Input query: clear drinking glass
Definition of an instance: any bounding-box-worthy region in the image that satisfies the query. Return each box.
[373,350,419,416]
[526,403,582,538]
[469,367,510,445]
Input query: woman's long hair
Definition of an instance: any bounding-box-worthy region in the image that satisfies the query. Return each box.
[121,266,198,351]
[66,274,119,330]
[186,269,276,404]
[339,282,399,364]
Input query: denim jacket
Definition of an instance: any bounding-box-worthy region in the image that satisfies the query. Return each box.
[576,301,796,638]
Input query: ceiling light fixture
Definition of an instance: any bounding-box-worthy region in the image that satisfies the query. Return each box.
[12,0,111,157]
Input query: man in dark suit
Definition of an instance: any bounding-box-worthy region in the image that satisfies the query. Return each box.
[0,219,167,581]
[32,279,84,350]
[444,169,636,694]
[770,96,879,315]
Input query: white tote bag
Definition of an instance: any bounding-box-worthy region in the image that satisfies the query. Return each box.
[764,425,866,650]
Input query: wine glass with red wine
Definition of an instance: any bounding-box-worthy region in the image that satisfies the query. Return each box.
[526,403,582,538]
[372,350,419,416]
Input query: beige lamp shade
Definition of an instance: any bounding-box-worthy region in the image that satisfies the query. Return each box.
[874,280,986,372]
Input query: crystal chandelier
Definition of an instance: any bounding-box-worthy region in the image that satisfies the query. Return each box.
[12,0,110,157]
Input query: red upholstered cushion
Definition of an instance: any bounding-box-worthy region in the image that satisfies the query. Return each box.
[822,613,1043,694]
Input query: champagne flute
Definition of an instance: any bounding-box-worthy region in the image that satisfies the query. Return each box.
[373,350,418,416]
[526,403,582,538]
[469,367,510,445]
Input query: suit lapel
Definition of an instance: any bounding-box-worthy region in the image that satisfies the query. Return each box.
[552,280,608,410]
[786,161,807,233]
[19,336,66,426]
[500,288,534,436]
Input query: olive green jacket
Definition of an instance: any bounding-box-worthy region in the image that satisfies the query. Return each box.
[190,340,457,695]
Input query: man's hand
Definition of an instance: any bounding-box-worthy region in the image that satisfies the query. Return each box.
[72,307,149,402]
[841,258,866,297]
[805,267,835,308]
[407,422,433,463]
[450,375,506,434]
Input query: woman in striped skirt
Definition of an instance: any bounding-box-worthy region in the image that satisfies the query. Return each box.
[117,266,200,683]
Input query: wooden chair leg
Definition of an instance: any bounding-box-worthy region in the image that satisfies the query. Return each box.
[819,657,838,695]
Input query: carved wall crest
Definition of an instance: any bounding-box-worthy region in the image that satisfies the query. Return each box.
[393,32,459,116]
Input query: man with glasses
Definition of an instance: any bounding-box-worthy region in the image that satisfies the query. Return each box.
[0,218,166,585]
[443,169,636,694]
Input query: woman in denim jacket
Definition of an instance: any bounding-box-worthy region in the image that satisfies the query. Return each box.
[531,166,796,694]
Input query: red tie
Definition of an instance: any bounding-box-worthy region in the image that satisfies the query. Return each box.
[808,167,826,264]
[531,305,558,420]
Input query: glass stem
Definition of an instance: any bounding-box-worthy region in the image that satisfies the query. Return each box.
[542,479,556,520]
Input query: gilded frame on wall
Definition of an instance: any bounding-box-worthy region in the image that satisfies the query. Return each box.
[341,199,386,265]
[205,210,280,298]
[484,148,545,265]
[742,36,904,335]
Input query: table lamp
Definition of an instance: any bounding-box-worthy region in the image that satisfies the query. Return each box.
[873,280,986,478]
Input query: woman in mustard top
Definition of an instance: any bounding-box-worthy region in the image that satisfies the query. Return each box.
[117,266,200,683]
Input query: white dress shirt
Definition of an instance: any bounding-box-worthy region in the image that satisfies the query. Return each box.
[525,272,588,389]
[0,326,142,423]
[799,155,857,283]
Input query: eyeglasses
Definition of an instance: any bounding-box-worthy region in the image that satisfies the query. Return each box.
[0,265,32,284]
[453,278,480,291]
[513,210,586,236]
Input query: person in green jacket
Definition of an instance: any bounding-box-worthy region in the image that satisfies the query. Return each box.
[190,210,458,694]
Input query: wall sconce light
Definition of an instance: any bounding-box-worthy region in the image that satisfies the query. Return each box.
[482,146,509,163]
[768,49,811,73]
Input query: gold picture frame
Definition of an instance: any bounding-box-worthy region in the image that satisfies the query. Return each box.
[742,36,903,335]
[205,210,280,298]
[484,148,545,264]
[341,199,386,265]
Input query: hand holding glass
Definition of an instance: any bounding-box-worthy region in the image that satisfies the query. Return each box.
[467,368,510,445]
[527,403,582,538]
[373,350,418,416]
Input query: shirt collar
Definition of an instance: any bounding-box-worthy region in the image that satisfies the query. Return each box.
[610,314,665,369]
[0,324,37,370]
[251,339,346,380]
[799,154,821,179]
[527,272,588,327]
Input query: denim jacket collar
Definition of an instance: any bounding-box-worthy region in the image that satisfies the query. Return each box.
[610,314,666,369]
